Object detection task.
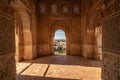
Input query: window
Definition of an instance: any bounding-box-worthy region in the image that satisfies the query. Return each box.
[51,4,57,15]
[63,5,68,14]
[73,5,79,14]
[40,4,46,14]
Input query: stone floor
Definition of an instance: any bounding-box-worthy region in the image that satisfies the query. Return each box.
[16,55,101,80]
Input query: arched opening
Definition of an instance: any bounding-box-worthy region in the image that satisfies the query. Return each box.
[11,1,35,61]
[54,29,66,55]
[50,20,70,55]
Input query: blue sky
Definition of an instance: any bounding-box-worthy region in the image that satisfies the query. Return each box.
[54,30,66,39]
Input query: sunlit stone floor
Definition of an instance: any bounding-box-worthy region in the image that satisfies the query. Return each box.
[16,55,101,80]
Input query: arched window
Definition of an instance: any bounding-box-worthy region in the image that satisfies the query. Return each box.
[54,30,66,55]
[40,4,46,14]
[73,5,79,14]
[54,30,66,39]
[51,4,57,15]
[62,5,68,14]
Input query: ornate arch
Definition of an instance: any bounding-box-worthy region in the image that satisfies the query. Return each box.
[11,1,33,61]
[50,20,71,55]
[87,1,104,60]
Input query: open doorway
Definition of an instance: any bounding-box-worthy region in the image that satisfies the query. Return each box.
[54,29,66,55]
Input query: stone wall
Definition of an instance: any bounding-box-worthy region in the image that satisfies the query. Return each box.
[0,0,16,80]
[0,53,16,80]
[36,0,82,56]
[12,0,38,61]
[80,0,103,60]
[102,0,120,79]
[102,51,120,80]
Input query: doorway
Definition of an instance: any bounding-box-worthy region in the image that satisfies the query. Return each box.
[54,29,66,55]
[50,20,70,55]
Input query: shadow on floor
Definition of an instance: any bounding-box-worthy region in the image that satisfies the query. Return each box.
[16,55,101,80]
[21,55,101,67]
[17,75,83,80]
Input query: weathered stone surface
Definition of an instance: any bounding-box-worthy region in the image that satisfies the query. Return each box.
[0,1,16,80]
[36,0,82,56]
[102,0,120,80]
[0,53,16,80]
[102,51,120,80]
[16,55,101,80]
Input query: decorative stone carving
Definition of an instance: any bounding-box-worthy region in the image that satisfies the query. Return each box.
[73,4,79,14]
[102,0,120,80]
[40,4,46,14]
[51,4,57,15]
[102,0,120,18]
[62,4,68,14]
[0,0,15,55]
[102,52,120,80]
[103,13,120,54]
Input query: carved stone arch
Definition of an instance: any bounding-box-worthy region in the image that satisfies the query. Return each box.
[86,1,104,60]
[14,11,23,62]
[11,1,33,61]
[50,20,71,55]
[88,1,105,29]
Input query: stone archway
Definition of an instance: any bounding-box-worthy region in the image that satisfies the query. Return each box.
[86,1,104,60]
[11,1,34,61]
[50,20,71,55]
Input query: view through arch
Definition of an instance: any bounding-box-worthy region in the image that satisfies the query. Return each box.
[54,29,66,55]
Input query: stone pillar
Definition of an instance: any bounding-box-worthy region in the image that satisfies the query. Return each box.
[23,29,33,60]
[31,12,37,59]
[18,10,33,61]
[0,0,16,80]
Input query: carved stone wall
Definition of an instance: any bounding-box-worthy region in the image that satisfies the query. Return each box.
[0,0,16,80]
[102,0,120,79]
[0,16,15,54]
[102,51,120,80]
[36,0,82,56]
[0,53,16,80]
[103,14,120,53]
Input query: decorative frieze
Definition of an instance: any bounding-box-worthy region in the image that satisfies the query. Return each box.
[39,0,80,16]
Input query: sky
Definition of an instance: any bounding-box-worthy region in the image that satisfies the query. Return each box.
[54,30,66,39]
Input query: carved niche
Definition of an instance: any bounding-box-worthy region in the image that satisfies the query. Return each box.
[51,4,57,15]
[73,4,79,14]
[40,4,46,14]
[62,4,68,14]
